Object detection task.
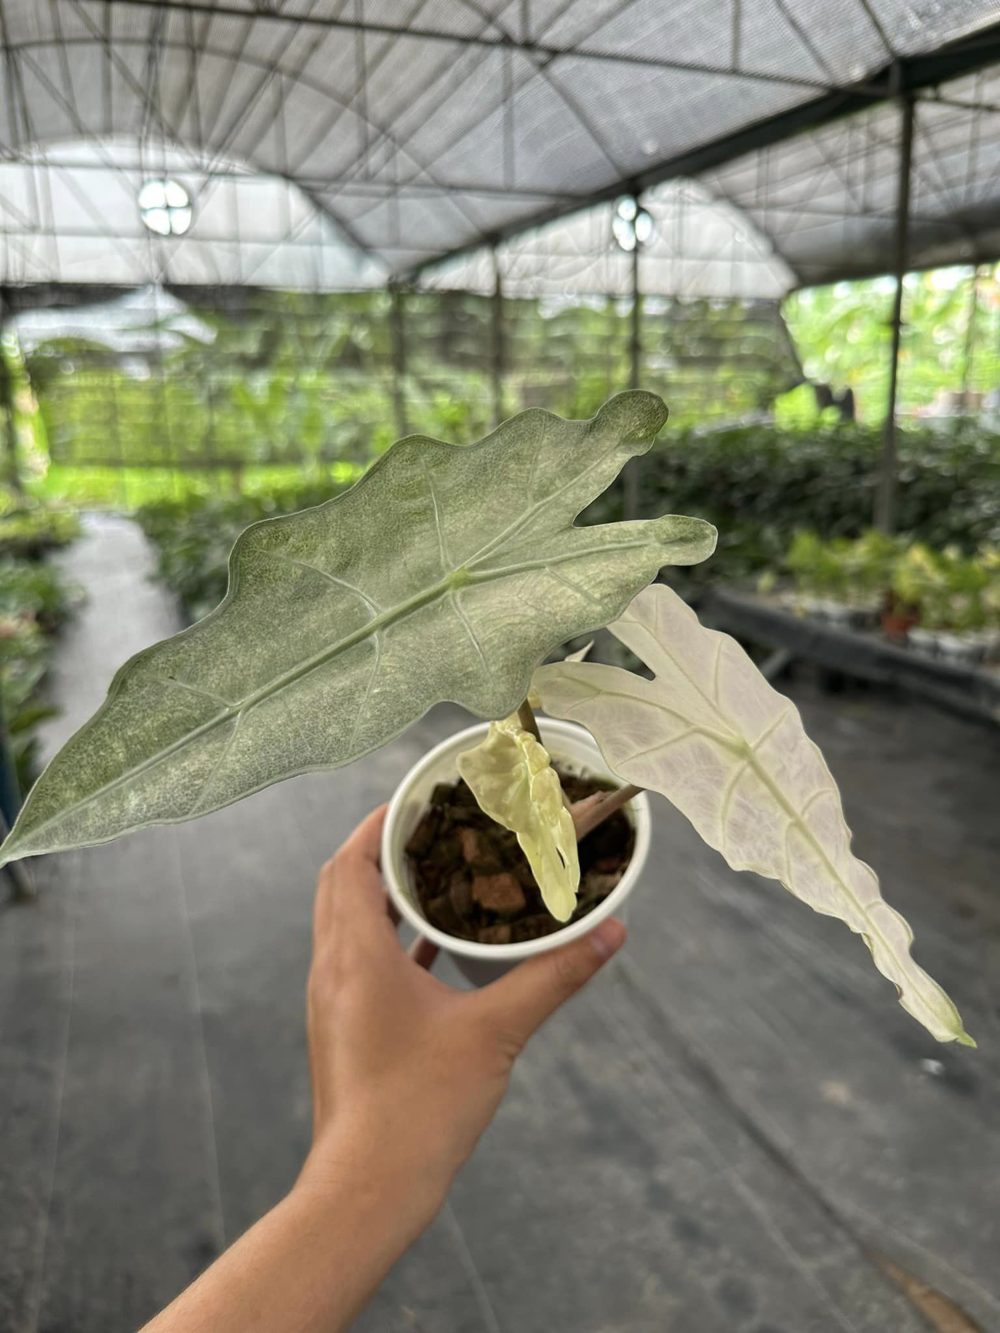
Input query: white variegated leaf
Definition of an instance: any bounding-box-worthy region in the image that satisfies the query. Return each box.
[535,584,973,1046]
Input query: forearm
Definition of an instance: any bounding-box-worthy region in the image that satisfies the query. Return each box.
[141,1129,443,1333]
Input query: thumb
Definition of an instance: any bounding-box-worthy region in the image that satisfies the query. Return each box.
[478,918,626,1046]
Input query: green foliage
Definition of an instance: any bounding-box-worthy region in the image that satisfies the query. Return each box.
[784,530,1000,632]
[140,419,999,616]
[16,289,796,507]
[28,462,362,512]
[890,544,1000,633]
[0,490,81,558]
[588,420,1000,581]
[772,383,840,430]
[0,394,714,866]
[785,530,903,605]
[784,267,1000,423]
[0,556,80,794]
[0,491,81,795]
[0,556,80,631]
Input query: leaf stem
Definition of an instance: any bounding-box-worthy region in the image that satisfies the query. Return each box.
[517,698,542,742]
[570,783,643,840]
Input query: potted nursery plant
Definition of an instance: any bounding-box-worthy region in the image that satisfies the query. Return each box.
[893,543,1000,665]
[0,392,972,1046]
[782,529,895,629]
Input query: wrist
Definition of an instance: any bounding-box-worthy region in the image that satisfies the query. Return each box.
[295,1114,451,1245]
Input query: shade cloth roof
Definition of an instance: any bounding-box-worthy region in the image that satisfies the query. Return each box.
[0,139,386,289]
[1,1,999,296]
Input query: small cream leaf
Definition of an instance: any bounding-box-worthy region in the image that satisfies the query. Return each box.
[457,716,579,921]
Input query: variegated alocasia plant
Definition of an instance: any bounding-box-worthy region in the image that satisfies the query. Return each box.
[0,389,971,1047]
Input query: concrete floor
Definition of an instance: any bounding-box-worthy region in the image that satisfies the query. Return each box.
[1,515,998,1332]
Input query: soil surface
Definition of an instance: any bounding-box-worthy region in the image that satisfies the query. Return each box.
[404,769,635,944]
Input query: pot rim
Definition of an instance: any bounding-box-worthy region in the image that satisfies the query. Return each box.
[381,718,651,962]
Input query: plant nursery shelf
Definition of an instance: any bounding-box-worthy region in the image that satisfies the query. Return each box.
[701,588,1000,727]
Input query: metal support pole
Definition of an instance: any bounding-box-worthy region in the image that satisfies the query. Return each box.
[961,263,985,402]
[388,281,408,438]
[624,193,643,519]
[0,290,24,495]
[491,247,505,427]
[875,95,914,534]
[628,224,641,392]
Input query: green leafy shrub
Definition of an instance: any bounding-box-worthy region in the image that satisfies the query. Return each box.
[589,420,1000,581]
[891,544,1000,632]
[785,530,903,606]
[0,492,82,797]
[0,491,81,558]
[0,557,80,633]
[782,530,1000,633]
[0,557,81,794]
[140,420,1000,618]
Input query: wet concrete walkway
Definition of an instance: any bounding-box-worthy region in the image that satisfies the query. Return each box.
[1,516,998,1332]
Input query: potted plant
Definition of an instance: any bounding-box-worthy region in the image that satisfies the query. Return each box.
[784,530,895,629]
[0,393,972,1047]
[893,543,1000,665]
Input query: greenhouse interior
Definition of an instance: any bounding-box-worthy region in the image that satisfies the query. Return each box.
[1,3,998,1331]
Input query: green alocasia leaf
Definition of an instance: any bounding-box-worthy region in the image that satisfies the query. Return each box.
[457,715,579,921]
[534,584,973,1046]
[0,393,715,866]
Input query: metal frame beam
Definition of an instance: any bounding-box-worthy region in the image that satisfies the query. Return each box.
[624,193,642,520]
[388,280,408,438]
[874,95,914,535]
[490,246,505,427]
[101,0,844,92]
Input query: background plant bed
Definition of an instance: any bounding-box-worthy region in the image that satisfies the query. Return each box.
[772,587,999,665]
[405,771,634,945]
[702,586,1000,726]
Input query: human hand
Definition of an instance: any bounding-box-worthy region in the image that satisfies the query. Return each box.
[299,804,625,1230]
[141,805,625,1333]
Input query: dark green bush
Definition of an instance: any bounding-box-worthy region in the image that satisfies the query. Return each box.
[591,420,1000,581]
[0,556,81,796]
[0,496,81,559]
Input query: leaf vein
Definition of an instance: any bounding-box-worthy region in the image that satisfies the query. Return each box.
[185,712,244,817]
[451,593,493,684]
[266,552,381,615]
[546,565,601,609]
[421,457,450,570]
[149,676,234,709]
[465,442,619,568]
[622,727,699,765]
[717,757,752,858]
[345,636,383,754]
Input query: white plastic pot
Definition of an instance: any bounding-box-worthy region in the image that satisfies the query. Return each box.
[381,718,651,987]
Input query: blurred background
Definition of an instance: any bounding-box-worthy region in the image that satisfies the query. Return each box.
[1,4,998,1332]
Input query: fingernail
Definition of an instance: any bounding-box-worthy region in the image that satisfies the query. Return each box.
[589,917,626,961]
